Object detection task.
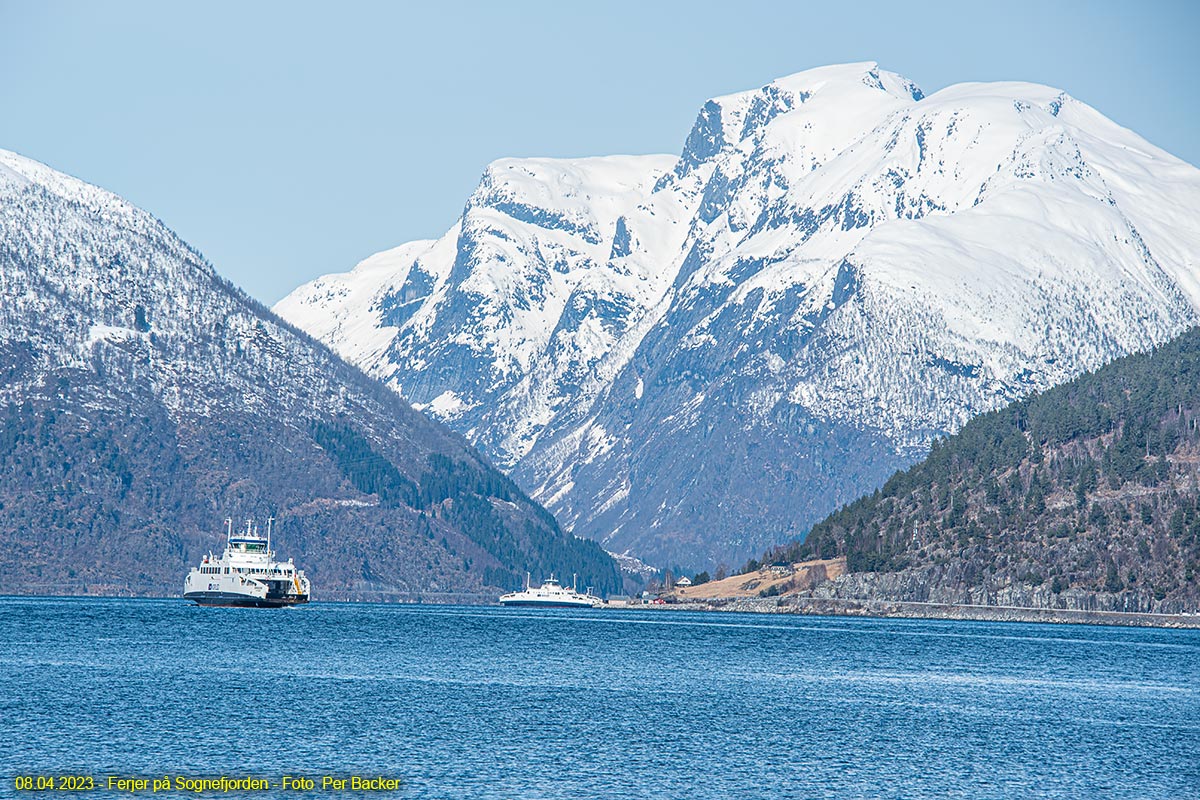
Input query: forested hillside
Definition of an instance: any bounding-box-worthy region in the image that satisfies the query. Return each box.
[768,327,1200,613]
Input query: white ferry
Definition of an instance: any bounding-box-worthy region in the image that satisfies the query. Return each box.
[499,573,603,608]
[183,518,310,607]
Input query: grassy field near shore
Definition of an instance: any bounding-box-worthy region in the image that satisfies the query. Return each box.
[672,558,847,600]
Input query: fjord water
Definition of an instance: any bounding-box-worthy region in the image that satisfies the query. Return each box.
[2,598,1197,799]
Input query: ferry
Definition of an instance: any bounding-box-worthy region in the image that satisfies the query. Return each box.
[183,518,310,607]
[498,573,603,608]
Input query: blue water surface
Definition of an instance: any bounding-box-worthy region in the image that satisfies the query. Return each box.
[1,597,1197,799]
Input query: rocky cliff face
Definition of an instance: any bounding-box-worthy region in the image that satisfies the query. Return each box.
[0,149,619,597]
[277,62,1200,570]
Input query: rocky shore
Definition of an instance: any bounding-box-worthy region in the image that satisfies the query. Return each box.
[649,559,1200,628]
[643,594,1200,628]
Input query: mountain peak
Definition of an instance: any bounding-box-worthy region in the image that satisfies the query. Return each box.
[671,63,924,183]
[278,67,1200,569]
[757,61,922,103]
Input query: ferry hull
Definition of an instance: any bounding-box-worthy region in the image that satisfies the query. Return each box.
[184,590,309,608]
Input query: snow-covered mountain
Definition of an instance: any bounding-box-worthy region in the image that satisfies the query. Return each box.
[276,62,1200,569]
[0,148,619,596]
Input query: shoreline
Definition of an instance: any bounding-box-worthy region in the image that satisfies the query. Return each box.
[647,595,1200,628]
[4,591,1199,629]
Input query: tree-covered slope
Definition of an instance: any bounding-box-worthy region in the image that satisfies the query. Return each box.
[771,327,1200,613]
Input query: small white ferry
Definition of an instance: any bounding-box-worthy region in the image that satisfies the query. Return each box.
[183,518,310,607]
[499,573,603,608]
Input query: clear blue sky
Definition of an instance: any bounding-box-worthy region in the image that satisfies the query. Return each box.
[2,0,1197,304]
